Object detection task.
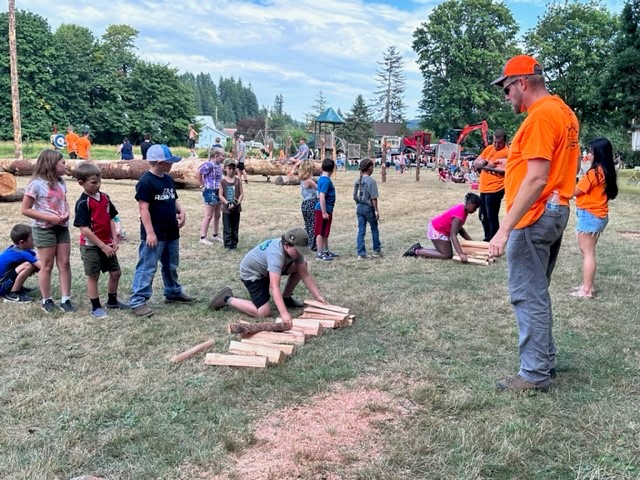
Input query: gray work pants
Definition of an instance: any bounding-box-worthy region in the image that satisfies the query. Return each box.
[507,206,570,383]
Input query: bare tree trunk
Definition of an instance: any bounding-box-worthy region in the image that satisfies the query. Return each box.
[381,136,387,183]
[8,0,22,160]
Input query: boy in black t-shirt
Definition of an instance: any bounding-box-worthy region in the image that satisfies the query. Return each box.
[129,145,195,317]
[73,162,127,318]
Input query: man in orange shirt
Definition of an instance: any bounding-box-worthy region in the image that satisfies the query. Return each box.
[473,129,509,241]
[76,131,92,160]
[489,55,580,392]
[65,126,79,159]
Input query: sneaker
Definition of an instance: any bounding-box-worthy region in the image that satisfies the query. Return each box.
[211,235,223,243]
[403,243,422,257]
[325,251,339,258]
[496,374,551,393]
[200,238,213,245]
[41,298,57,313]
[60,300,77,313]
[315,253,333,262]
[357,255,367,260]
[209,287,233,310]
[165,292,197,304]
[283,296,304,308]
[106,300,130,309]
[371,251,383,258]
[133,304,154,317]
[91,307,108,318]
[4,291,33,303]
[19,286,34,293]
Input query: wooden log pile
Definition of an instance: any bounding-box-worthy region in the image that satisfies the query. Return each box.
[200,300,355,368]
[454,239,497,266]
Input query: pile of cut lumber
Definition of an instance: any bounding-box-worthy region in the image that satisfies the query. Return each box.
[453,239,496,266]
[171,300,355,369]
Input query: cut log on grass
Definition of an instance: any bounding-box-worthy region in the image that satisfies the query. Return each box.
[453,255,489,266]
[301,308,348,321]
[243,331,305,345]
[204,353,268,368]
[229,340,285,364]
[303,300,350,315]
[0,186,24,202]
[228,321,291,335]
[170,339,215,363]
[240,339,294,355]
[0,171,17,196]
[275,175,300,186]
[0,157,321,189]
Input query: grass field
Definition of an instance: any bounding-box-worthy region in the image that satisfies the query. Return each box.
[1,166,640,479]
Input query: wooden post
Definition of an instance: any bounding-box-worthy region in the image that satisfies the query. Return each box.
[170,339,215,363]
[8,0,22,160]
[367,140,371,158]
[416,132,422,182]
[381,136,387,183]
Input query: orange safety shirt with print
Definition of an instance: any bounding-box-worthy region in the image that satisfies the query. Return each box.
[478,144,509,193]
[76,137,91,159]
[505,95,580,229]
[65,132,79,154]
[575,166,608,218]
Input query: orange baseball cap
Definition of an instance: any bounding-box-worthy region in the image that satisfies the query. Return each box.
[491,55,543,86]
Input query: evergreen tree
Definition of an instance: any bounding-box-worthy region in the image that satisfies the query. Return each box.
[273,94,284,115]
[343,95,374,149]
[374,45,407,123]
[312,90,327,115]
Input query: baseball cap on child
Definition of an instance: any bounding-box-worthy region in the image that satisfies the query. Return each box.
[282,227,312,256]
[146,144,182,163]
[223,158,237,167]
[491,55,543,86]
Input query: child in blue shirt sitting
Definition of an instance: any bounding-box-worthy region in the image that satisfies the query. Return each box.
[0,224,41,303]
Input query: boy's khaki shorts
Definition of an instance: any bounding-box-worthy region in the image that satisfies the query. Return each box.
[80,245,121,277]
[32,226,71,248]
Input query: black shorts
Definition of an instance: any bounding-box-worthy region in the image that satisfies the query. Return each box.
[80,245,121,277]
[0,269,17,296]
[243,277,270,309]
[188,138,196,149]
[69,152,77,159]
[237,162,245,171]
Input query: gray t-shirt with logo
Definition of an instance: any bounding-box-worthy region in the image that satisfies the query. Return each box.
[240,238,304,282]
[353,174,379,206]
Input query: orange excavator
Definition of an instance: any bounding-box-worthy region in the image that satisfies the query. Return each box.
[443,120,489,148]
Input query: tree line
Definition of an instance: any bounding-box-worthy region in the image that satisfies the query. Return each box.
[412,0,640,160]
[0,11,262,146]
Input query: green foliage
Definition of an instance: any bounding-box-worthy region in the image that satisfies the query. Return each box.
[412,0,521,138]
[622,150,640,167]
[524,1,617,126]
[343,94,375,148]
[599,0,640,128]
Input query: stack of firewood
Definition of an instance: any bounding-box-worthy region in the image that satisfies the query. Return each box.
[170,300,354,368]
[453,239,496,266]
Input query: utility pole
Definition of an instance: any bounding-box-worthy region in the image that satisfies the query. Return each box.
[8,0,23,159]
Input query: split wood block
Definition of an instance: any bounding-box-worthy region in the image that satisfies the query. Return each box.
[276,318,323,336]
[170,339,215,363]
[229,340,285,364]
[204,353,268,368]
[297,317,339,329]
[240,339,294,356]
[303,307,348,319]
[452,255,489,266]
[243,331,306,345]
[460,239,490,250]
[347,314,356,326]
[303,300,350,315]
[299,311,348,323]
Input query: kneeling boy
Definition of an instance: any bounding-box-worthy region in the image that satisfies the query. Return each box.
[0,224,40,303]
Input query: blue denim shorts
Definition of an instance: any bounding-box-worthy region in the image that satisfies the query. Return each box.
[202,188,220,205]
[576,208,608,235]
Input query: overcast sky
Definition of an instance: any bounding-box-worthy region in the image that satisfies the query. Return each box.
[3,0,625,122]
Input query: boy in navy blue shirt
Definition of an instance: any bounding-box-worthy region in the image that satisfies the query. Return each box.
[0,224,41,303]
[314,158,337,261]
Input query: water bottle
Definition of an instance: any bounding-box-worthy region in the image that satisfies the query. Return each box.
[546,189,560,213]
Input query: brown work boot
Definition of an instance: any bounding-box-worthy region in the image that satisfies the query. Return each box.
[209,287,233,310]
[496,374,550,393]
[133,304,153,317]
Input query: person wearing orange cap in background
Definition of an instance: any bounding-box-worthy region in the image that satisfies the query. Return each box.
[473,128,509,241]
[489,55,580,392]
